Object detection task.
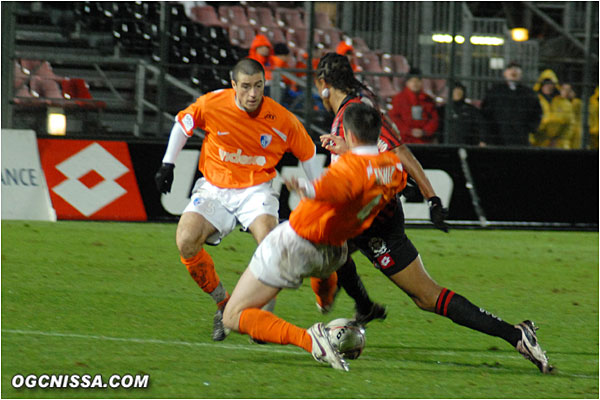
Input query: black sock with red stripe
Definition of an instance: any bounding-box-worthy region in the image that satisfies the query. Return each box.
[435,288,521,347]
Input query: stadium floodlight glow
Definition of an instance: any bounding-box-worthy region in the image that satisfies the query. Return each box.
[511,27,529,42]
[470,35,505,46]
[432,34,453,43]
[47,108,66,135]
[432,34,466,44]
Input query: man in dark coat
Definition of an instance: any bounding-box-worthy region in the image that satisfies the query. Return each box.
[438,82,485,145]
[481,62,542,146]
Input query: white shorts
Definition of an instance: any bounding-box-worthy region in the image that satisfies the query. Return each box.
[249,221,348,289]
[183,178,279,245]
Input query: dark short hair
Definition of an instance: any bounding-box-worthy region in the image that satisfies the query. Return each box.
[342,103,382,144]
[506,61,522,69]
[408,67,422,78]
[231,58,265,82]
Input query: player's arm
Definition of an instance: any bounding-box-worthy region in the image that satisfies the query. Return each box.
[300,148,322,181]
[155,122,190,194]
[382,112,449,232]
[286,157,356,202]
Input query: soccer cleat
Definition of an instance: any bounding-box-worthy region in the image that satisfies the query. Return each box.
[354,303,388,326]
[308,322,350,371]
[515,320,554,374]
[212,309,230,342]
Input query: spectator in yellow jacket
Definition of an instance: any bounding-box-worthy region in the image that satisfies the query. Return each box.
[562,84,583,149]
[589,87,599,149]
[531,70,573,149]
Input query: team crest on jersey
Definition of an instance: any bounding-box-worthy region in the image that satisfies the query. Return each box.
[260,134,272,148]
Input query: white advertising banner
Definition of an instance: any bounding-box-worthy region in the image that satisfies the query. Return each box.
[1,129,56,221]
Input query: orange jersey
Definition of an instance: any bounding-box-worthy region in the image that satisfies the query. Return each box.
[176,89,315,188]
[290,147,407,245]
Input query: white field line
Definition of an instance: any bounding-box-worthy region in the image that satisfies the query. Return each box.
[2,328,597,379]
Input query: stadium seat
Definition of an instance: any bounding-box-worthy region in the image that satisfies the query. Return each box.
[30,76,66,106]
[13,62,41,106]
[320,28,343,51]
[200,24,230,46]
[104,2,135,20]
[315,11,334,30]
[191,6,227,28]
[228,25,256,49]
[352,36,371,52]
[14,61,28,88]
[61,78,106,109]
[255,6,280,29]
[218,5,250,26]
[113,19,152,54]
[391,54,410,90]
[259,26,286,46]
[132,2,159,22]
[275,7,305,30]
[286,28,320,51]
[169,3,187,22]
[19,59,42,75]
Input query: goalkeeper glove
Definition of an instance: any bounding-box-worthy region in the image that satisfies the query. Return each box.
[428,196,449,233]
[154,163,175,194]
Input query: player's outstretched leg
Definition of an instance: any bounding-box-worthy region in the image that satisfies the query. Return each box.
[388,255,553,373]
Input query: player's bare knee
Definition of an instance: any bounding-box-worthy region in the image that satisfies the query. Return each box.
[176,230,203,259]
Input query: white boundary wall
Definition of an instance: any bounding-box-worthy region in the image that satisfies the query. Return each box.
[1,129,56,221]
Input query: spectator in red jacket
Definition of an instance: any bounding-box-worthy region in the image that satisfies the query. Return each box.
[390,68,439,144]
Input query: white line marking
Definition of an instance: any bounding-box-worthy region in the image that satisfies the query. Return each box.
[3,329,597,379]
[1,329,306,356]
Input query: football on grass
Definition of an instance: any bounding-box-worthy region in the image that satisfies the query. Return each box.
[326,318,366,360]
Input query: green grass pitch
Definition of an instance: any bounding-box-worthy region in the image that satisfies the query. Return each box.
[1,220,598,398]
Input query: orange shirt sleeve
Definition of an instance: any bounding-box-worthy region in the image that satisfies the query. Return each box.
[176,93,210,136]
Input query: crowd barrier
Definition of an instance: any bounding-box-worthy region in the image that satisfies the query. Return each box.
[8,135,597,230]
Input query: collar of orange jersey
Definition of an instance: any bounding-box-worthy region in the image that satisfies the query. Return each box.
[351,145,379,155]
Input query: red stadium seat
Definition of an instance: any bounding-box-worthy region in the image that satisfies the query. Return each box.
[275,7,305,30]
[191,6,227,28]
[228,25,256,49]
[30,75,67,107]
[61,78,106,109]
[315,11,334,29]
[218,5,250,26]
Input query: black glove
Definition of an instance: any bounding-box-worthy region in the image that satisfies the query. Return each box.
[154,163,175,194]
[428,196,449,233]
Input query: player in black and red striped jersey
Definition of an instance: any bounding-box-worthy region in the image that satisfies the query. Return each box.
[310,53,553,374]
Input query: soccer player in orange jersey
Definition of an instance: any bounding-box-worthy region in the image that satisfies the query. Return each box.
[311,53,553,374]
[222,103,408,371]
[154,59,322,341]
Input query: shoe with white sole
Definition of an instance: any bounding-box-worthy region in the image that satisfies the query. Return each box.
[515,320,553,374]
[307,322,349,371]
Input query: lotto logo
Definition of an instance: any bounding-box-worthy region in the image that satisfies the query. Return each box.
[37,139,147,221]
[377,254,395,269]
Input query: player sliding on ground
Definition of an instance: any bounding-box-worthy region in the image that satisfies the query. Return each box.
[311,52,554,374]
[154,59,321,342]
[222,103,408,370]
